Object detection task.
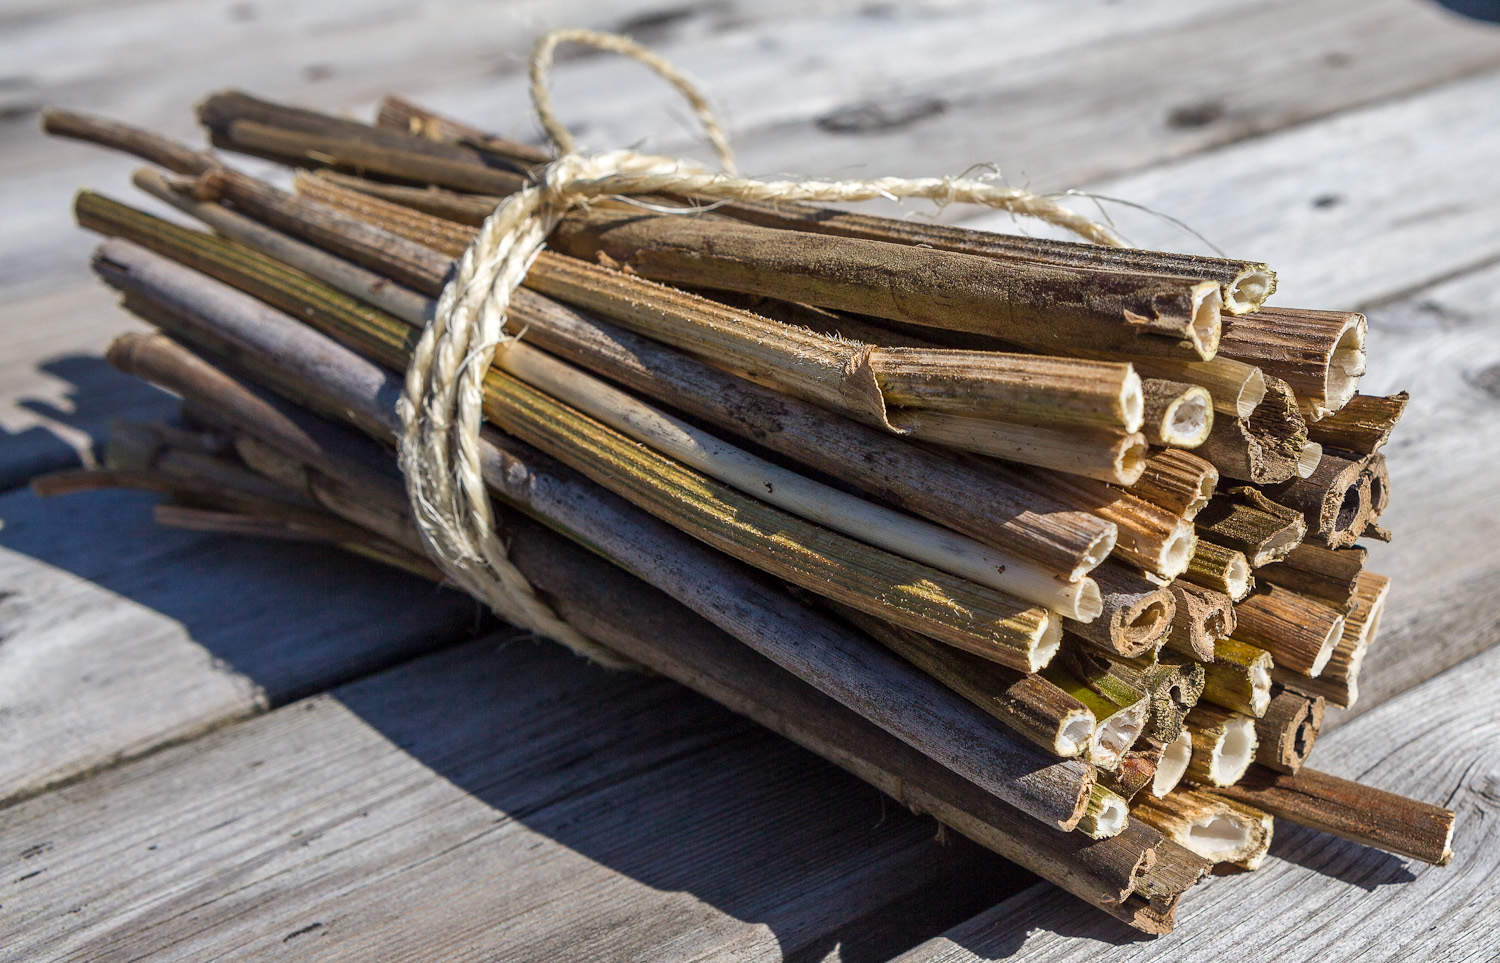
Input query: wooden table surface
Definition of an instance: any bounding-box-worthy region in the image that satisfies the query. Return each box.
[3,1,1499,959]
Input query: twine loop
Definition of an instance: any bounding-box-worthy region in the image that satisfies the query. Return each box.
[397,28,1123,666]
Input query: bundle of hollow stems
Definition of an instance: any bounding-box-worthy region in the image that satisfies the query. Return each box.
[34,91,1453,936]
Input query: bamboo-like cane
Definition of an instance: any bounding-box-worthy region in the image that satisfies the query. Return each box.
[1235,584,1347,678]
[1132,788,1267,864]
[1162,583,1235,662]
[191,108,1226,361]
[1215,766,1455,866]
[1150,730,1195,798]
[1275,571,1390,708]
[1258,542,1367,607]
[1184,704,1259,787]
[91,237,1101,830]
[107,332,1175,918]
[92,186,1122,583]
[1098,653,1204,801]
[1041,664,1149,772]
[1183,541,1254,600]
[1201,637,1274,718]
[1196,487,1307,567]
[1140,380,1213,448]
[1077,785,1133,840]
[1132,356,1266,419]
[1063,564,1177,657]
[1254,688,1325,774]
[1129,450,1218,520]
[1195,376,1308,485]
[1306,392,1409,454]
[1269,450,1382,550]
[1218,307,1367,421]
[838,608,1097,758]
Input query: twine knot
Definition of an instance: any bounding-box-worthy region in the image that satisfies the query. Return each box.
[397,28,1124,667]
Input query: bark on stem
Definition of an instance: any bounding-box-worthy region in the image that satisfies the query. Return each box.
[92,237,1099,830]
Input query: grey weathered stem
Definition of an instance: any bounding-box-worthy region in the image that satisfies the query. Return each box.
[120,327,1164,913]
[91,236,1096,829]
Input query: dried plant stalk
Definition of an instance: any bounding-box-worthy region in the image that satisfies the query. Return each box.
[1234,584,1347,678]
[1077,785,1132,840]
[193,106,1224,360]
[1215,766,1455,865]
[1195,376,1308,484]
[1132,356,1266,419]
[1132,787,1266,864]
[1217,798,1276,870]
[1254,688,1325,774]
[1196,487,1307,567]
[93,237,1104,830]
[89,188,1123,584]
[1297,441,1323,478]
[1150,730,1195,798]
[1270,450,1383,549]
[1130,450,1218,520]
[1041,663,1149,771]
[1140,379,1213,448]
[495,344,1104,618]
[1163,583,1236,662]
[838,608,1096,759]
[1218,307,1367,420]
[1258,543,1367,607]
[95,238,1067,672]
[1183,541,1254,600]
[1275,571,1390,708]
[1184,704,1258,787]
[1015,470,1196,579]
[1201,637,1274,718]
[888,411,1148,483]
[1306,391,1409,454]
[1063,564,1177,657]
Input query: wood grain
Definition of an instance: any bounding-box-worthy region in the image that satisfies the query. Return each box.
[893,640,1500,962]
[0,637,1026,963]
[0,486,480,805]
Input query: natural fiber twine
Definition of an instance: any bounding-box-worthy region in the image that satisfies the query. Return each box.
[397,28,1124,666]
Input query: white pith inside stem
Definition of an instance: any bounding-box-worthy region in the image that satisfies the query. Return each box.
[1210,714,1257,785]
[1152,729,1193,797]
[1058,711,1096,757]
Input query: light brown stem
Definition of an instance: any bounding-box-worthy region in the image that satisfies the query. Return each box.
[1183,541,1254,600]
[1140,379,1213,448]
[1196,486,1307,567]
[1253,688,1325,774]
[1195,375,1308,484]
[1129,450,1218,521]
[1201,637,1274,718]
[1184,704,1258,787]
[1306,391,1409,454]
[1234,584,1346,678]
[1218,307,1367,420]
[1162,583,1235,662]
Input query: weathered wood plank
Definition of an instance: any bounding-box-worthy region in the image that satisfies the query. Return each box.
[894,639,1500,962]
[962,67,1500,311]
[0,486,481,804]
[0,636,1023,962]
